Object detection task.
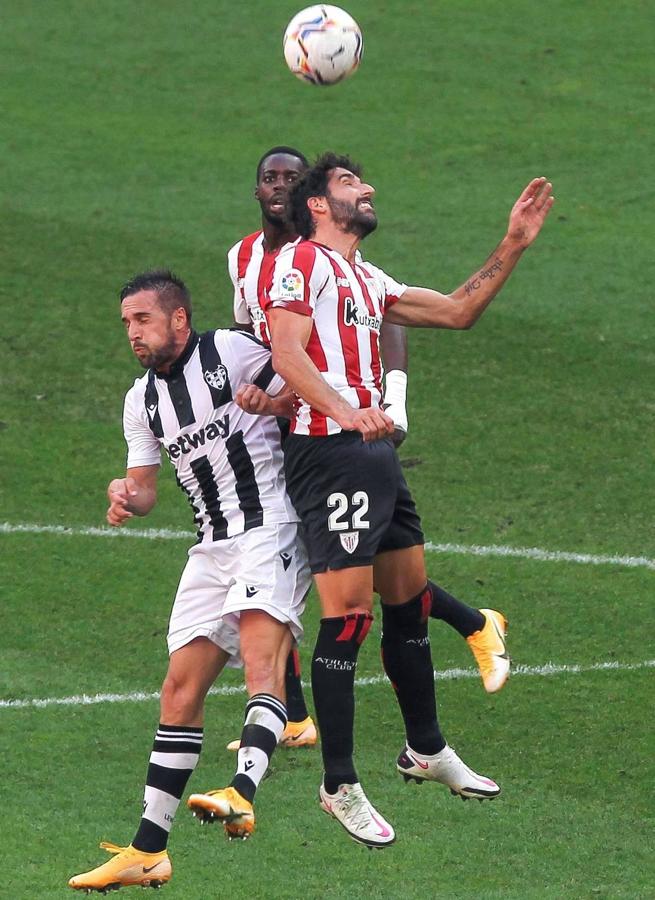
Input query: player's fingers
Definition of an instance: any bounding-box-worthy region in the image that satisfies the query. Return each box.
[110,498,132,517]
[369,412,393,441]
[235,385,251,407]
[518,176,546,202]
[542,192,555,213]
[356,414,376,441]
[378,411,395,434]
[533,181,553,209]
[237,385,266,413]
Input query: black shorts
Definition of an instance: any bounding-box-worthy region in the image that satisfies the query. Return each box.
[283,431,424,574]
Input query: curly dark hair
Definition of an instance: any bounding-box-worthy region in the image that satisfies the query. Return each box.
[289,152,363,238]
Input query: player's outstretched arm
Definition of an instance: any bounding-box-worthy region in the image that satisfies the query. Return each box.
[268,307,394,442]
[106,465,159,526]
[384,177,554,330]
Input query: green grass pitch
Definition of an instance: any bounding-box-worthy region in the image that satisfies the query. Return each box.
[1,1,654,897]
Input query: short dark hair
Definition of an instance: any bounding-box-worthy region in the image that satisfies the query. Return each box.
[119,270,192,325]
[255,145,309,182]
[289,152,363,238]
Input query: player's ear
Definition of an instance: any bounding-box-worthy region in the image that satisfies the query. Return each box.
[308,196,326,214]
[172,307,187,331]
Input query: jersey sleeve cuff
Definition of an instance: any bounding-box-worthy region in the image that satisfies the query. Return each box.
[126,453,161,468]
[267,300,313,317]
[384,284,407,309]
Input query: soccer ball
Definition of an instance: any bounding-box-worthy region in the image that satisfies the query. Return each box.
[283,5,363,86]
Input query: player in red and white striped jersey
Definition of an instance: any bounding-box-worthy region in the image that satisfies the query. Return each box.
[227,148,304,346]
[228,146,410,442]
[233,148,512,764]
[260,152,553,846]
[265,241,407,436]
[225,147,412,753]
[225,149,317,751]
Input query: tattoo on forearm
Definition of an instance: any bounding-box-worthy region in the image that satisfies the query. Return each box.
[464,257,504,295]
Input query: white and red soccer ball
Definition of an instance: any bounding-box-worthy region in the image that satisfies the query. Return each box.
[283,5,363,86]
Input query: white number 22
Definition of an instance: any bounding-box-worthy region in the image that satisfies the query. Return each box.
[327,491,370,531]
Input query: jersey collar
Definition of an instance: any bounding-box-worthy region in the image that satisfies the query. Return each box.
[152,330,199,380]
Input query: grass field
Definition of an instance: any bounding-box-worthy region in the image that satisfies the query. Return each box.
[2,1,654,897]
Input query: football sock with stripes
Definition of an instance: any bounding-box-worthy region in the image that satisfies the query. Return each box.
[311,613,373,795]
[381,588,446,755]
[132,724,203,853]
[428,580,485,637]
[284,646,309,723]
[230,693,287,804]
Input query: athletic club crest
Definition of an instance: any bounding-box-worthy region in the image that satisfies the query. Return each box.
[339,532,360,554]
[204,365,227,390]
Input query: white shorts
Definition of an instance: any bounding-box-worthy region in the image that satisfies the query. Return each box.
[167,522,311,666]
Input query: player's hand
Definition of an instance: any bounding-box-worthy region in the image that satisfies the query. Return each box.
[340,407,395,442]
[236,384,297,419]
[106,477,138,527]
[507,177,555,249]
[236,384,275,416]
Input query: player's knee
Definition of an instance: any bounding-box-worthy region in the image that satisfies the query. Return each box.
[346,597,372,614]
[242,651,283,696]
[160,671,204,721]
[328,596,373,617]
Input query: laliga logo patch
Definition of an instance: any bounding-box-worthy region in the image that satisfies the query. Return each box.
[339,532,360,554]
[204,365,227,390]
[279,269,304,301]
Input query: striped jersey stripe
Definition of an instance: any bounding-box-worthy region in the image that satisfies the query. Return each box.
[264,240,407,436]
[122,329,297,543]
[228,232,300,345]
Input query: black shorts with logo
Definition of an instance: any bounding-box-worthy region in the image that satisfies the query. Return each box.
[283,431,424,574]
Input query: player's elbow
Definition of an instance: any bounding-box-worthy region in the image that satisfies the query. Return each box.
[457,314,477,330]
[448,304,478,330]
[271,345,296,381]
[429,306,476,330]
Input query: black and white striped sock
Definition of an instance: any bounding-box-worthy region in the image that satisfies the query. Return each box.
[132,724,203,853]
[230,693,287,803]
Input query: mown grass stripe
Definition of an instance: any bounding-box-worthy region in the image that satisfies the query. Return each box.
[2,659,653,711]
[3,521,655,572]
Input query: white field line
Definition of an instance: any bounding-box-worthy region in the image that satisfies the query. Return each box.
[2,521,655,572]
[425,541,655,572]
[2,659,653,712]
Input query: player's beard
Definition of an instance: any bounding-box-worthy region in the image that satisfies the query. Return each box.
[326,193,378,238]
[132,330,179,371]
[262,207,289,227]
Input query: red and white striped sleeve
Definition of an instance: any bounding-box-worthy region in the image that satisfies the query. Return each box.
[227,240,250,326]
[359,260,407,312]
[264,241,325,318]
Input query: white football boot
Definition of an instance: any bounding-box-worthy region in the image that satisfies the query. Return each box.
[319,782,395,849]
[397,744,500,800]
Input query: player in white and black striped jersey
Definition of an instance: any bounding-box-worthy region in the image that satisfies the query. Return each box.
[69,271,310,893]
